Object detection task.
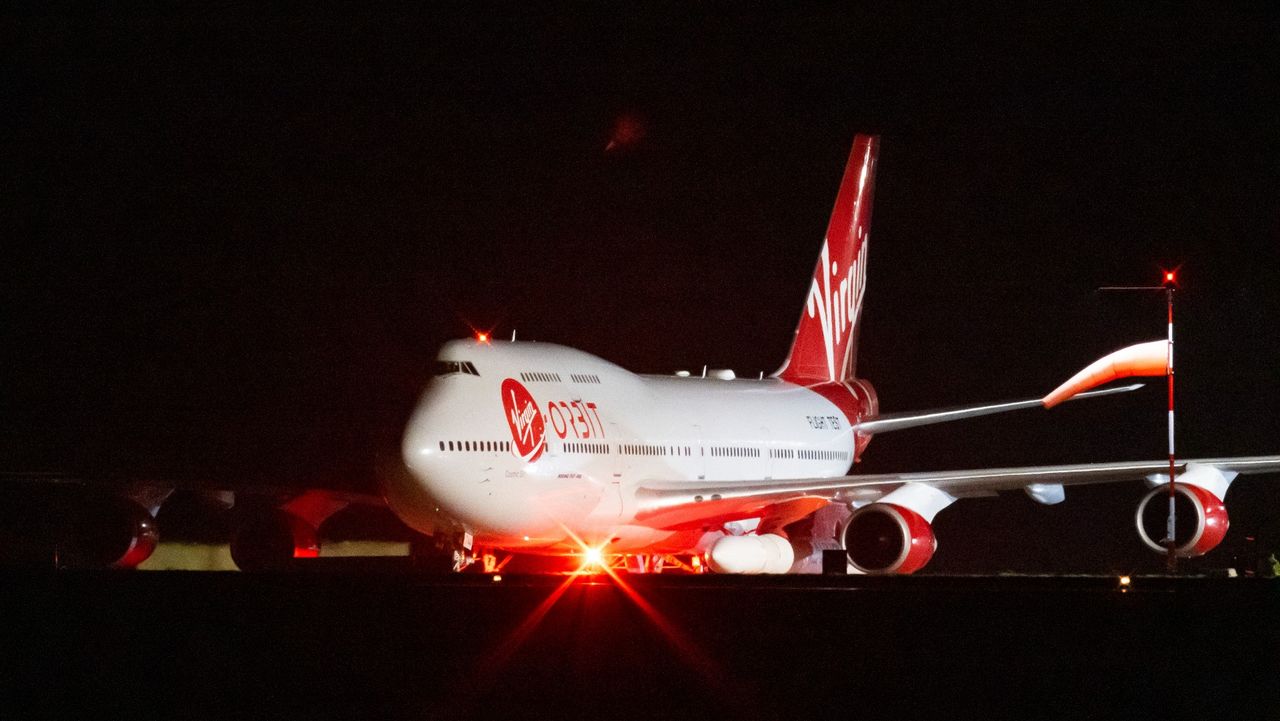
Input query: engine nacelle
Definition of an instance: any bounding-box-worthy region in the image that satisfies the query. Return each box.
[230,509,321,571]
[63,497,159,569]
[706,533,795,574]
[842,503,936,574]
[1136,484,1229,558]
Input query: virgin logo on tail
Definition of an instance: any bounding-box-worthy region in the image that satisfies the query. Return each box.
[776,134,878,385]
[805,237,869,382]
[501,378,545,462]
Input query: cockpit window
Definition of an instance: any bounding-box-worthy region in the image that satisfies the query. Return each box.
[434,361,462,376]
[434,360,480,377]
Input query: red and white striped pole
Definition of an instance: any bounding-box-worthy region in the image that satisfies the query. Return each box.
[1163,277,1177,572]
[1094,269,1181,572]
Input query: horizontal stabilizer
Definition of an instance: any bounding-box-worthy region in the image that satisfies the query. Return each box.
[852,383,1143,434]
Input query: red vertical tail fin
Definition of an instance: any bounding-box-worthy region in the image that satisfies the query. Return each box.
[775,134,879,385]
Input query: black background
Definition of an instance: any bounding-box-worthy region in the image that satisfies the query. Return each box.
[7,573,1277,720]
[5,5,1278,571]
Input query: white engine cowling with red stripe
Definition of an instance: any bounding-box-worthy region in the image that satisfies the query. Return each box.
[840,483,955,574]
[1136,463,1236,558]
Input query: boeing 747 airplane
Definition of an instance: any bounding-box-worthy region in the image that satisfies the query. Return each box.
[30,134,1280,573]
[383,135,1280,574]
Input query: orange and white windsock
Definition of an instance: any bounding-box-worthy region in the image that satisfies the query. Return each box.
[1042,340,1169,408]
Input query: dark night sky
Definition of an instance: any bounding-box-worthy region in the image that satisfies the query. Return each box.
[4,6,1278,569]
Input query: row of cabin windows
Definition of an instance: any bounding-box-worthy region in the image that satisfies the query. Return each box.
[438,439,849,461]
[520,371,562,383]
[710,447,846,461]
[710,446,762,458]
[797,449,848,461]
[440,440,510,453]
[563,442,610,454]
[622,444,693,457]
[515,371,603,384]
[434,360,479,376]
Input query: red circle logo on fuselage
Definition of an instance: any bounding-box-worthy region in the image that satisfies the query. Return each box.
[501,378,545,462]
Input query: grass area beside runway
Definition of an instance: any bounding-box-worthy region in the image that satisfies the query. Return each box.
[138,541,411,571]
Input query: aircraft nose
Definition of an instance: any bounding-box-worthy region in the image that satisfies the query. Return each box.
[402,405,445,484]
[386,397,456,533]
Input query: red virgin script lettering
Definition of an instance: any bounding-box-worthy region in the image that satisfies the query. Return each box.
[501,378,546,462]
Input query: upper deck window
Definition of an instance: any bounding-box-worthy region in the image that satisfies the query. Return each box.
[434,360,479,377]
[519,371,562,383]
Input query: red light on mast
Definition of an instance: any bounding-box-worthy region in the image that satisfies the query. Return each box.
[477,332,489,343]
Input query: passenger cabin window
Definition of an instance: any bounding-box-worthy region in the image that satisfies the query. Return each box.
[519,371,563,383]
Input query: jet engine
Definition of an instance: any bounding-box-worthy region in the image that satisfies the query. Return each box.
[230,508,320,571]
[841,503,936,574]
[1136,484,1229,558]
[62,497,159,569]
[706,533,795,574]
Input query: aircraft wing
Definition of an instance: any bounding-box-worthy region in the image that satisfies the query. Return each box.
[0,472,386,507]
[632,455,1280,530]
[851,383,1143,434]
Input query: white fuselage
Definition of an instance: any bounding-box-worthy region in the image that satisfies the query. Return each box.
[389,339,871,553]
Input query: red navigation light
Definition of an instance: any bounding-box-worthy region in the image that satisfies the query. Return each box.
[1164,271,1175,283]
[476,332,489,343]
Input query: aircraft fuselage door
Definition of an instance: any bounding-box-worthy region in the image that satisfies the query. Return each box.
[692,423,705,480]
[609,422,625,481]
[761,426,773,479]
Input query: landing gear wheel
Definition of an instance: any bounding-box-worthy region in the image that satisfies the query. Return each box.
[409,532,475,572]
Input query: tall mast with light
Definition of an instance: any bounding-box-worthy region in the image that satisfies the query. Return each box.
[1097,269,1179,572]
[1161,269,1177,573]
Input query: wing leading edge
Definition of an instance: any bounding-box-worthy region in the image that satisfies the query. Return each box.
[632,455,1280,530]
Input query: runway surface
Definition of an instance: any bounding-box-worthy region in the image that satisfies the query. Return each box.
[3,571,1277,720]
